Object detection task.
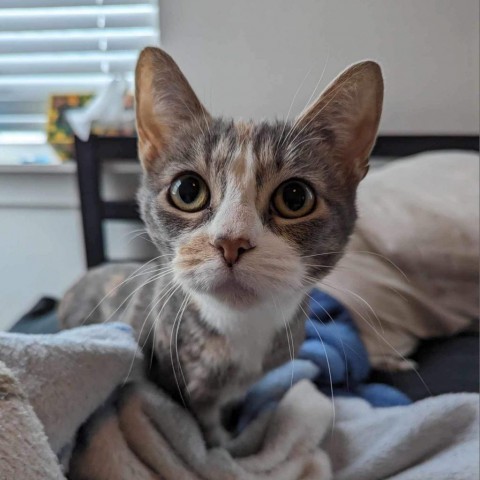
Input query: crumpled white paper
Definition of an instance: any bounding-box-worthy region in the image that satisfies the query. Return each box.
[66,77,135,141]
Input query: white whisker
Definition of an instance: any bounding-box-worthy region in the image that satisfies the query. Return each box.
[82,254,175,323]
[299,303,336,434]
[301,250,410,282]
[174,293,192,399]
[272,295,295,388]
[275,68,312,156]
[95,267,174,326]
[319,280,432,396]
[170,292,191,407]
[304,291,351,391]
[281,51,330,150]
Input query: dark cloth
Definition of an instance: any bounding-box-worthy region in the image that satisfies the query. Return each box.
[370,332,479,400]
[10,297,59,334]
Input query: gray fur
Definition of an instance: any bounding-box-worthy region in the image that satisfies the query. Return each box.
[59,48,383,447]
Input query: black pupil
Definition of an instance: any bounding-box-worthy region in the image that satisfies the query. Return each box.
[178,176,200,204]
[283,182,306,211]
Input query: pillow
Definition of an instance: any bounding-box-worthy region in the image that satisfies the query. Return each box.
[320,150,479,370]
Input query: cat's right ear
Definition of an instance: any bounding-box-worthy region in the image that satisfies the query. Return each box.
[135,47,210,170]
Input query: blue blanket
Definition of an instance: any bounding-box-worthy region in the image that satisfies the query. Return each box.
[237,289,410,431]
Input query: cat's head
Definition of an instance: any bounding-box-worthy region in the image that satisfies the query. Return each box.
[135,47,383,309]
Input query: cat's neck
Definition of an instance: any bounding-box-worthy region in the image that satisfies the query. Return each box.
[191,291,305,373]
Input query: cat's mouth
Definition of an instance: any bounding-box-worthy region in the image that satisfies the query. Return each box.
[179,263,262,308]
[207,269,259,303]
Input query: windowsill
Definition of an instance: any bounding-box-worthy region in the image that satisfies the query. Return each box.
[0,162,77,174]
[0,160,142,175]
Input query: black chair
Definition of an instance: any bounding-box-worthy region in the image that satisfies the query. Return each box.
[74,134,479,269]
[75,134,140,268]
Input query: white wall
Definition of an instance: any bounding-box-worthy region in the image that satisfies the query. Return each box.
[159,0,479,134]
[0,166,156,330]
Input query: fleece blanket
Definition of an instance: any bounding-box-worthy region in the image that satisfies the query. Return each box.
[1,324,478,480]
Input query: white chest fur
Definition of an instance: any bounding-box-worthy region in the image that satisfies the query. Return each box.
[193,293,303,375]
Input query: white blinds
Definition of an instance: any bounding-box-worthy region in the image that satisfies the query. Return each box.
[0,0,159,144]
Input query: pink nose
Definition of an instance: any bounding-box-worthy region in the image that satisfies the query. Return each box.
[213,237,253,266]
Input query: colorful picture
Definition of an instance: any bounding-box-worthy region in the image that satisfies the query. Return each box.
[47,94,94,161]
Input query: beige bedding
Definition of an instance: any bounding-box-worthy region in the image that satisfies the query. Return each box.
[320,150,479,369]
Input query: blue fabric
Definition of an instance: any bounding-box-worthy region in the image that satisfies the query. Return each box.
[238,289,411,431]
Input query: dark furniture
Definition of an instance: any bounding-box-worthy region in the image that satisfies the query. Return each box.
[74,134,479,269]
[75,135,139,268]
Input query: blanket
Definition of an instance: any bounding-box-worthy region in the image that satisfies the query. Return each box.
[237,289,410,431]
[0,324,478,480]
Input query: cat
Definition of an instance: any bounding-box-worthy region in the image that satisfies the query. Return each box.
[59,47,383,447]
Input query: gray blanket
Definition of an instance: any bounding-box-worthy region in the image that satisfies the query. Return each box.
[0,324,478,480]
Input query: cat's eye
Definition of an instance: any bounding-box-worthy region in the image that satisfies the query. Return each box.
[169,173,209,212]
[272,180,315,219]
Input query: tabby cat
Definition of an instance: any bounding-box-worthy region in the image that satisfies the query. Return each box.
[59,47,383,446]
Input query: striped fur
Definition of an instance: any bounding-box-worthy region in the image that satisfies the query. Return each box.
[61,47,383,447]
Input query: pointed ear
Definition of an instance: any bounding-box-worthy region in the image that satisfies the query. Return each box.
[135,47,210,170]
[295,61,383,184]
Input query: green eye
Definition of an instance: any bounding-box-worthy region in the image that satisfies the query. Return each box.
[272,180,315,219]
[169,173,209,212]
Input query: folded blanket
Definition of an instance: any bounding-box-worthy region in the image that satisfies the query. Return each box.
[1,324,478,480]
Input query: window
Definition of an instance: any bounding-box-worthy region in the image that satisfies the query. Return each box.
[0,0,159,145]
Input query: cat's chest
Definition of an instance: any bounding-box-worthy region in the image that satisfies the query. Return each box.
[152,292,303,404]
[218,306,279,374]
[191,294,303,375]
[169,303,278,375]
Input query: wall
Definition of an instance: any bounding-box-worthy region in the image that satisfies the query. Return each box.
[0,165,156,330]
[159,0,479,134]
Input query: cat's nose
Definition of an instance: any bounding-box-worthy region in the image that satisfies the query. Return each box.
[213,237,253,267]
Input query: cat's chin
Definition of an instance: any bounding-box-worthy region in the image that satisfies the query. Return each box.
[184,272,262,309]
[207,282,259,309]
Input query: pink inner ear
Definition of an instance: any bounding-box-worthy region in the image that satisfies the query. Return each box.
[135,47,212,172]
[293,61,383,185]
[347,116,378,160]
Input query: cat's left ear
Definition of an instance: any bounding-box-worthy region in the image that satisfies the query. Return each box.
[135,47,211,170]
[295,61,383,185]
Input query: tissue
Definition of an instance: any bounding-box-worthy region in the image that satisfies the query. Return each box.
[66,78,135,142]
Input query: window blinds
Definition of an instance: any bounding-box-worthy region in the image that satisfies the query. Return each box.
[0,0,159,144]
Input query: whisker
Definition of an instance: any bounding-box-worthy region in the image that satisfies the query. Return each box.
[174,293,192,399]
[274,67,312,156]
[304,291,351,392]
[179,97,208,138]
[301,250,410,282]
[126,231,156,246]
[122,281,180,386]
[281,51,330,150]
[322,281,384,334]
[82,255,175,322]
[287,64,365,149]
[272,295,295,388]
[318,280,432,396]
[286,135,330,158]
[141,281,181,368]
[93,267,174,327]
[302,263,337,269]
[299,303,336,434]
[145,282,182,355]
[170,293,191,408]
